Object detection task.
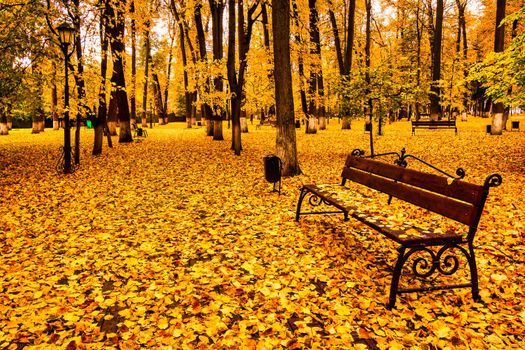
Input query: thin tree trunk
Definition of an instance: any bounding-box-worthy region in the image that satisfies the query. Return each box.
[51,61,59,130]
[261,2,276,125]
[227,0,259,155]
[227,0,241,154]
[0,106,8,135]
[307,0,324,133]
[108,0,132,143]
[209,0,225,140]
[273,0,301,176]
[292,0,308,120]
[194,2,214,136]
[365,0,373,123]
[455,0,469,120]
[93,0,112,155]
[72,0,88,164]
[328,0,355,128]
[142,26,151,127]
[491,0,506,134]
[152,70,165,124]
[415,0,422,119]
[171,1,193,128]
[429,0,443,121]
[163,32,175,124]
[130,0,137,126]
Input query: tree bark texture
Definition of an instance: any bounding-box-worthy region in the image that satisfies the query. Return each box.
[273,0,301,176]
[209,0,225,140]
[429,0,443,121]
[142,27,150,128]
[292,0,308,119]
[108,0,132,143]
[93,0,112,155]
[130,0,137,126]
[491,0,506,135]
[194,2,214,136]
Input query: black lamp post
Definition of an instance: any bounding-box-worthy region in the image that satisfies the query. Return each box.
[57,22,75,174]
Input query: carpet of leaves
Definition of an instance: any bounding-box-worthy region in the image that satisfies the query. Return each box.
[0,118,524,349]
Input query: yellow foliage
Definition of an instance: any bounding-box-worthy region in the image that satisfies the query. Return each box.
[0,118,523,348]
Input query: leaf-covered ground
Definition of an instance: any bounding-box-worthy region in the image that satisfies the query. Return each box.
[0,118,524,349]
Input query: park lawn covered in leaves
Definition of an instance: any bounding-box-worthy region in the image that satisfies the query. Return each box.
[0,118,524,349]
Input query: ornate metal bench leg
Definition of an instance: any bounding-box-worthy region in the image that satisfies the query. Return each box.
[387,246,406,310]
[468,242,480,302]
[295,188,308,221]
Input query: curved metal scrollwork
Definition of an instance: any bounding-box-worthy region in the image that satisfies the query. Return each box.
[355,147,467,180]
[403,244,469,279]
[455,168,466,179]
[351,148,365,157]
[410,247,437,278]
[484,173,503,188]
[308,194,330,207]
[436,245,464,275]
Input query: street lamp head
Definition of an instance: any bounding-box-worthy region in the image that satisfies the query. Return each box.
[57,22,75,46]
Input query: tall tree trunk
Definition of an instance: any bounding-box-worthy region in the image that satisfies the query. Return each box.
[415,0,422,119]
[0,105,8,135]
[108,0,132,143]
[32,80,45,134]
[142,26,151,128]
[261,2,276,125]
[491,0,506,135]
[365,0,372,120]
[171,1,193,128]
[306,0,320,134]
[429,0,443,121]
[51,62,59,130]
[72,0,91,164]
[93,0,112,155]
[328,0,355,129]
[163,32,175,124]
[194,2,214,135]
[209,0,225,140]
[152,69,165,124]
[130,0,137,126]
[227,0,259,155]
[455,0,468,119]
[107,73,118,134]
[273,0,301,176]
[292,0,308,120]
[227,0,241,154]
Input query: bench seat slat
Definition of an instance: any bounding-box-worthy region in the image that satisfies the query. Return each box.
[303,184,463,245]
[341,168,477,226]
[412,121,455,126]
[344,156,484,205]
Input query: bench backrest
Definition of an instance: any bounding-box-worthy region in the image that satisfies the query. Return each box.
[412,120,455,126]
[341,156,489,230]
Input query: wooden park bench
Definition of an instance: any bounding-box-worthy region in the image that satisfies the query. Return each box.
[412,119,457,135]
[295,149,502,309]
[256,120,276,130]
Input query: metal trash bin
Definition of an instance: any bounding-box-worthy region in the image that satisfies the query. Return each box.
[263,154,282,194]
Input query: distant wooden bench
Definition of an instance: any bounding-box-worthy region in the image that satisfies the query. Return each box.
[412,119,457,135]
[255,120,276,129]
[295,151,502,309]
